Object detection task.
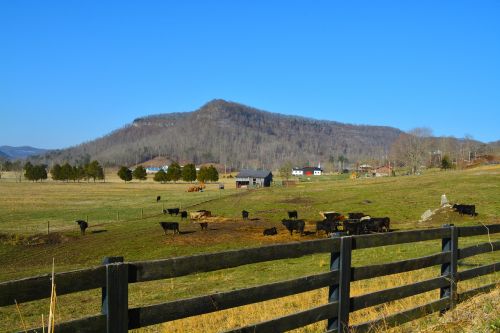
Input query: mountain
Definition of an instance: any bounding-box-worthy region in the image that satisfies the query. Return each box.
[0,150,9,159]
[34,100,404,169]
[0,146,49,160]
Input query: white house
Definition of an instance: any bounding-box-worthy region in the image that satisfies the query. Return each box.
[292,164,323,176]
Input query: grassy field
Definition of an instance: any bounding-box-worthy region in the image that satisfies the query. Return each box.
[0,166,498,332]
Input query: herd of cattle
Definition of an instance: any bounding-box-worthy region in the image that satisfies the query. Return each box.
[279,211,390,237]
[74,197,478,237]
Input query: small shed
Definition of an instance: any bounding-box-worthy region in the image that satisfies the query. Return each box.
[235,169,273,188]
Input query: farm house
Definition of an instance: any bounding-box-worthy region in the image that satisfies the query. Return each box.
[235,169,273,188]
[292,166,323,176]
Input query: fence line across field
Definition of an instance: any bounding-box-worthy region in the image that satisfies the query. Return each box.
[17,193,238,235]
[0,224,498,333]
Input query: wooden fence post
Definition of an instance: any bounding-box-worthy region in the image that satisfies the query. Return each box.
[328,234,352,333]
[440,224,458,312]
[102,257,128,333]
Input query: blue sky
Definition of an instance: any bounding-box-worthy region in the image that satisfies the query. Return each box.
[1,1,499,149]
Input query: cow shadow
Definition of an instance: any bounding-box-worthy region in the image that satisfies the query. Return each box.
[249,218,260,221]
[91,230,108,234]
[179,231,196,235]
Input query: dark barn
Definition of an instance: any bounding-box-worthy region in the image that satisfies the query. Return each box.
[235,169,273,188]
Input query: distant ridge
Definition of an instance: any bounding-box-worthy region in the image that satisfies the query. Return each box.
[34,99,406,168]
[0,146,48,160]
[31,99,500,168]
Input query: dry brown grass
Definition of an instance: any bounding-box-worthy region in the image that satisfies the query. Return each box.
[420,287,499,333]
[143,269,498,333]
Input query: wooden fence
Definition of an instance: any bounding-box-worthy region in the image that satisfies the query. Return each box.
[1,224,499,333]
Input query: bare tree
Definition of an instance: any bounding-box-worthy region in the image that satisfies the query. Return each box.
[390,128,432,174]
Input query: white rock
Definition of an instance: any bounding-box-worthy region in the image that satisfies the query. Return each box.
[441,194,448,206]
[420,209,433,222]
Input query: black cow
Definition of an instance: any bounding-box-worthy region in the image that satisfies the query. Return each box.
[200,222,208,230]
[342,219,362,235]
[166,208,180,216]
[348,212,365,220]
[263,227,277,236]
[242,210,249,220]
[282,219,305,236]
[453,204,477,216]
[287,210,298,219]
[76,220,88,235]
[159,222,179,235]
[180,211,188,220]
[316,220,338,235]
[364,217,390,233]
[156,196,161,203]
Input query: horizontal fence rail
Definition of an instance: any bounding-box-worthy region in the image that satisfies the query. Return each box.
[1,223,498,333]
[128,270,340,329]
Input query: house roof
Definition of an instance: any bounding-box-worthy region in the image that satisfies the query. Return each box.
[236,169,272,178]
[302,166,322,172]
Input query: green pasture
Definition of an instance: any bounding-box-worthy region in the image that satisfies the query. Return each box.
[0,166,498,331]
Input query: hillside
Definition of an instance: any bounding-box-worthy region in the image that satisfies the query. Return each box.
[34,100,404,168]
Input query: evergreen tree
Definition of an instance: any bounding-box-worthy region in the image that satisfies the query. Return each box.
[441,155,452,170]
[86,160,103,182]
[133,165,147,181]
[61,163,73,182]
[166,162,181,182]
[33,165,48,181]
[197,166,209,182]
[153,169,168,183]
[117,166,132,182]
[75,165,86,182]
[24,162,34,181]
[51,164,62,181]
[181,163,197,182]
[207,165,219,182]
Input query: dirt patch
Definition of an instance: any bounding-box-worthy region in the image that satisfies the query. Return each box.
[158,219,325,247]
[0,232,77,246]
[280,197,314,205]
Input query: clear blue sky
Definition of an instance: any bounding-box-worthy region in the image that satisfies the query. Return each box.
[1,1,499,149]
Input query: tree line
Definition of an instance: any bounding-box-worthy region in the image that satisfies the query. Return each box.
[117,162,219,183]
[389,128,488,174]
[23,162,48,182]
[51,160,104,182]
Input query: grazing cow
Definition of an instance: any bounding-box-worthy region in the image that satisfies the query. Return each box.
[199,222,208,230]
[364,217,390,233]
[76,220,88,235]
[342,219,362,235]
[281,219,305,236]
[287,210,298,219]
[180,211,188,220]
[263,227,277,236]
[348,212,365,220]
[156,196,161,203]
[159,222,179,235]
[316,220,338,235]
[242,210,249,220]
[166,208,180,216]
[453,204,477,216]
